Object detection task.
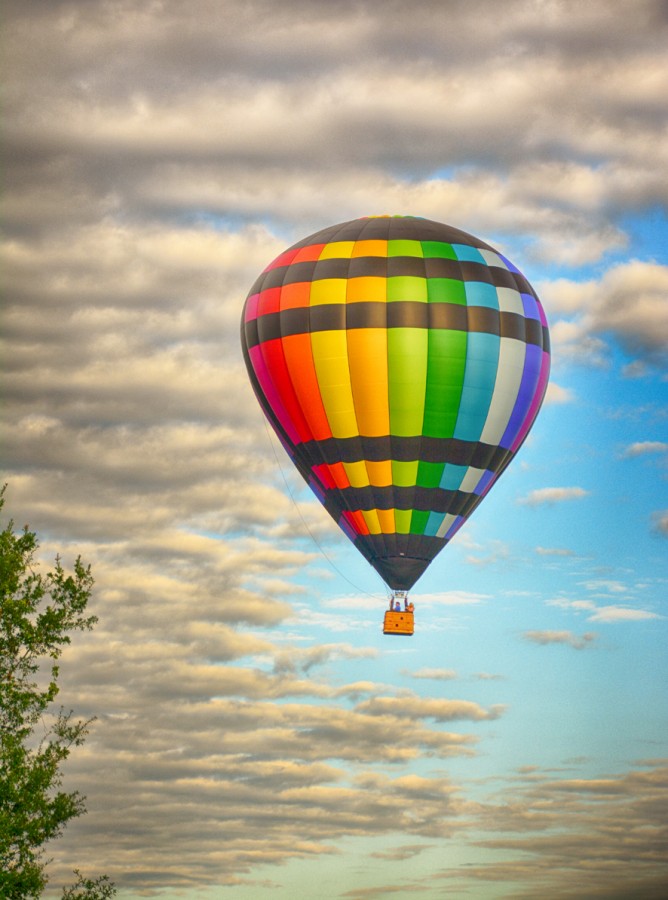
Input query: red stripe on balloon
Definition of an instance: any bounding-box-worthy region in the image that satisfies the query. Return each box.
[248,345,302,445]
[264,247,301,271]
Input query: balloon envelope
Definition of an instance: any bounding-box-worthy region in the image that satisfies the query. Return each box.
[241,216,550,591]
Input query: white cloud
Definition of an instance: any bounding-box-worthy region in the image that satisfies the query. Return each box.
[519,487,590,506]
[543,382,576,405]
[580,579,627,595]
[548,596,661,624]
[411,591,490,607]
[465,540,510,568]
[587,606,661,623]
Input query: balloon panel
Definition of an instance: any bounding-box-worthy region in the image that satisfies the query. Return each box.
[241,216,550,590]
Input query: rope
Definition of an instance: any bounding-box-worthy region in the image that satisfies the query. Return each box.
[261,418,386,600]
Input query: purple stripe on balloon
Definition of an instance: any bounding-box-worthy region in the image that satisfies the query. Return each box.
[444,515,465,541]
[474,469,496,495]
[478,472,499,499]
[510,349,550,452]
[496,252,522,274]
[248,345,301,445]
[498,343,542,449]
[521,292,540,319]
[308,477,325,503]
[276,430,296,459]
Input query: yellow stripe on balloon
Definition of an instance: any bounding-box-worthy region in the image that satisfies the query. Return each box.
[342,460,370,488]
[347,328,390,437]
[310,330,359,438]
[319,241,355,259]
[310,279,348,305]
[361,509,382,534]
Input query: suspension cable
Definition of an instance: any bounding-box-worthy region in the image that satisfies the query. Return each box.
[261,418,386,601]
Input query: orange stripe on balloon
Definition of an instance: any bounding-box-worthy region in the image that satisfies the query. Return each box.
[281,333,333,441]
[280,281,311,310]
[326,462,351,489]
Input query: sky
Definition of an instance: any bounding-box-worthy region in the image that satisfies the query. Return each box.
[2,1,668,897]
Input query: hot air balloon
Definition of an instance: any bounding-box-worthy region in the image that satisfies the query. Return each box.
[240,216,550,634]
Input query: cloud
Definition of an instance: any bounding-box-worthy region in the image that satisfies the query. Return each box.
[622,441,668,458]
[356,697,505,722]
[523,630,597,650]
[369,844,428,862]
[652,510,668,536]
[548,597,661,624]
[465,539,510,568]
[5,0,668,266]
[543,382,576,405]
[535,546,575,557]
[621,360,650,379]
[3,1,668,896]
[408,668,459,681]
[438,761,668,899]
[579,579,627,594]
[587,606,661,623]
[519,487,590,506]
[272,643,378,675]
[541,261,668,368]
[403,591,490,607]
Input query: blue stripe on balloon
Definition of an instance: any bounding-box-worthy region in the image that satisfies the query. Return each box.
[424,511,446,536]
[465,283,499,309]
[453,332,501,443]
[439,463,468,491]
[474,469,496,495]
[451,243,486,264]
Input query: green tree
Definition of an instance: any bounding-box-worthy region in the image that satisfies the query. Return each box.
[0,488,115,899]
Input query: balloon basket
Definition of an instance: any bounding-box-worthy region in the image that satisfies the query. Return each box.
[383,610,414,635]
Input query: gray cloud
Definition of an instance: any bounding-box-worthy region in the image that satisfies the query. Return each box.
[4,0,668,261]
[541,261,668,368]
[444,762,668,898]
[652,510,668,535]
[523,630,597,650]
